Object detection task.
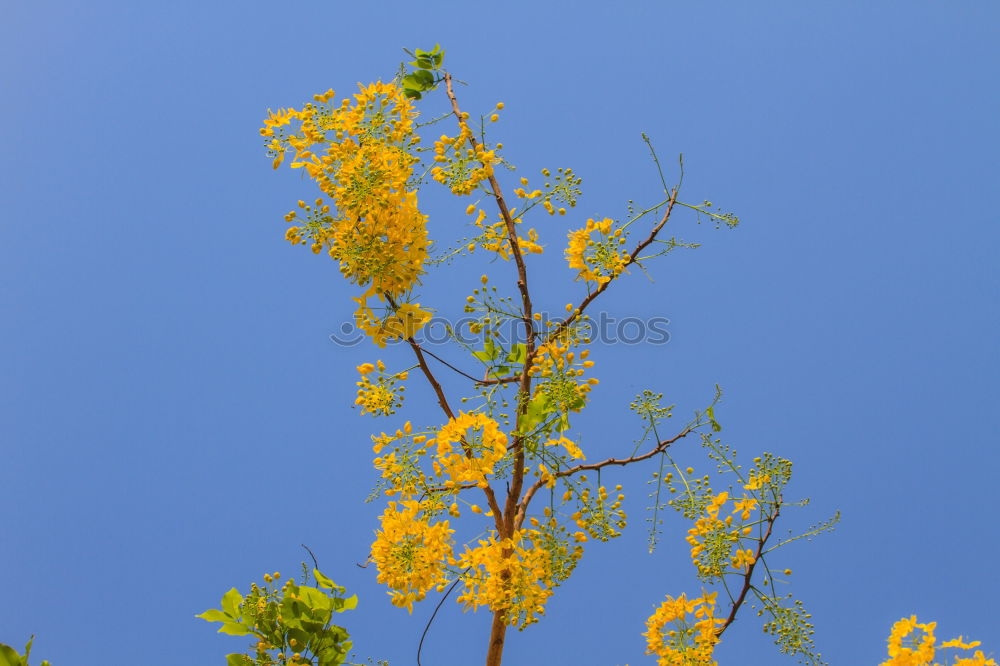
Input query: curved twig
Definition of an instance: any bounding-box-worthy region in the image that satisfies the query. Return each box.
[717,501,780,636]
[514,426,695,530]
[417,571,470,666]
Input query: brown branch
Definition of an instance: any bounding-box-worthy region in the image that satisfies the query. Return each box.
[444,72,536,540]
[717,501,780,637]
[514,426,695,530]
[443,73,536,358]
[476,375,519,386]
[543,186,680,348]
[405,336,455,420]
[420,347,519,387]
[384,294,504,528]
[408,333,505,526]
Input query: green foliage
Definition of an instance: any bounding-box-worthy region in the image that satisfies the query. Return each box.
[401,45,444,99]
[0,636,50,666]
[198,569,357,666]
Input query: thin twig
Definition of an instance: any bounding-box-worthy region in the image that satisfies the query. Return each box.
[514,426,695,529]
[539,186,680,353]
[383,294,504,526]
[416,343,483,383]
[417,572,469,666]
[717,502,780,636]
[301,544,319,570]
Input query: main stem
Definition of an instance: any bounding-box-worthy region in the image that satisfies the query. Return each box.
[443,71,521,666]
[485,611,508,666]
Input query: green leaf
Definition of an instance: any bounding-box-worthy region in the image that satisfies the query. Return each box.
[196,609,231,623]
[218,622,252,636]
[226,654,252,666]
[221,588,243,617]
[412,70,435,87]
[0,644,25,666]
[490,365,511,378]
[706,406,722,432]
[557,412,570,432]
[341,594,358,611]
[506,343,527,365]
[312,568,338,590]
[298,585,332,611]
[519,393,552,434]
[471,350,492,361]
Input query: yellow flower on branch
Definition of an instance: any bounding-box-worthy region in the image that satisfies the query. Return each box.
[456,529,555,629]
[355,359,406,416]
[263,81,431,345]
[371,500,454,613]
[564,217,629,284]
[645,592,723,665]
[434,412,508,487]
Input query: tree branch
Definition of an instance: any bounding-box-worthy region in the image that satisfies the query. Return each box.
[514,426,695,529]
[444,72,536,539]
[384,294,504,527]
[544,186,680,347]
[717,501,780,637]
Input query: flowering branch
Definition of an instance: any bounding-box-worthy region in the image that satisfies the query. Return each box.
[514,426,696,530]
[544,186,679,347]
[717,501,780,637]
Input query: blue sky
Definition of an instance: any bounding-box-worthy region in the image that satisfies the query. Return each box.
[2,2,998,664]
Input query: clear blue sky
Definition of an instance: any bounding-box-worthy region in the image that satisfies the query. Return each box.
[3,2,998,664]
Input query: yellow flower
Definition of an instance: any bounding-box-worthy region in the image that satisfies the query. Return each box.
[371,500,454,612]
[434,412,508,486]
[355,360,406,416]
[456,529,554,628]
[645,592,723,665]
[545,436,585,460]
[265,81,430,344]
[564,218,628,284]
[732,496,758,520]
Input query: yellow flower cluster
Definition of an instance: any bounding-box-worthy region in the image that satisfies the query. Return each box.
[516,168,580,216]
[545,436,585,461]
[565,217,629,284]
[354,299,432,348]
[569,483,627,542]
[528,337,598,414]
[371,422,429,498]
[526,512,585,585]
[456,529,554,628]
[467,207,544,259]
[263,82,431,345]
[355,360,407,416]
[881,615,995,665]
[431,114,498,195]
[685,491,758,579]
[644,592,724,665]
[371,499,454,613]
[433,412,508,488]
